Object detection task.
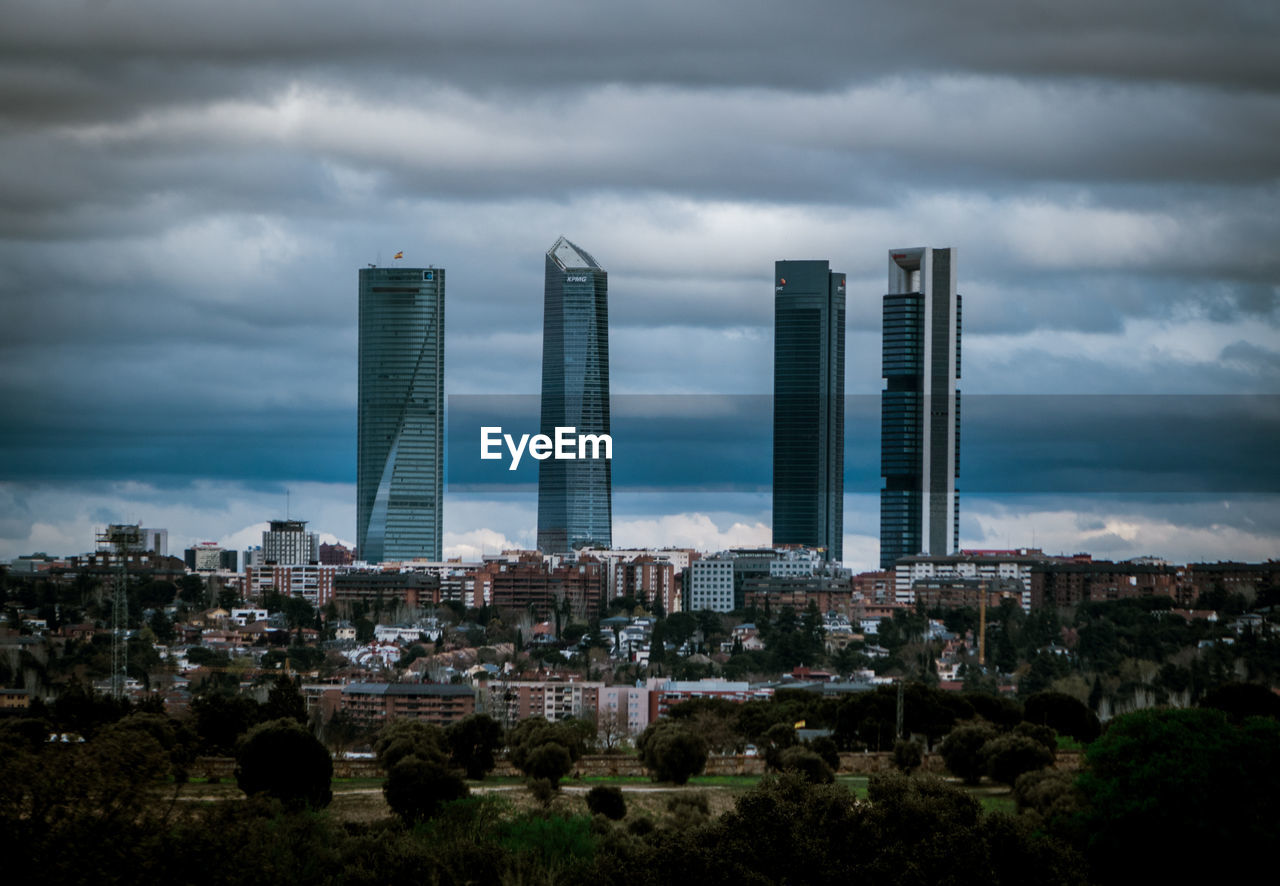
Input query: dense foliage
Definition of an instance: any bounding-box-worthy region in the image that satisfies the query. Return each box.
[636,720,708,785]
[235,718,333,809]
[585,784,627,820]
[8,695,1280,885]
[1073,708,1280,884]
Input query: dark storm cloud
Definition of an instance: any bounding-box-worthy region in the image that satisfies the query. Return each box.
[442,395,1280,495]
[1,1,1277,562]
[0,406,353,485]
[2,1,1275,100]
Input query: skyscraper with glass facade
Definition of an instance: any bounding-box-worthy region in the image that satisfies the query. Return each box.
[773,260,845,562]
[357,266,444,563]
[880,247,960,569]
[537,237,612,553]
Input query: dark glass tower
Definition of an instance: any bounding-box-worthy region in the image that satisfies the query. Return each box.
[772,260,845,562]
[537,237,611,552]
[357,266,444,563]
[880,247,960,569]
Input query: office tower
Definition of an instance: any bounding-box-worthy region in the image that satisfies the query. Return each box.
[262,519,319,565]
[537,237,612,552]
[880,247,960,569]
[357,266,445,563]
[773,260,846,562]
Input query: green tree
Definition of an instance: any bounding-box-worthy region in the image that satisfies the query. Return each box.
[759,721,797,770]
[374,719,449,771]
[148,609,176,646]
[234,718,332,809]
[524,742,573,787]
[1024,690,1100,742]
[178,573,206,606]
[636,721,707,785]
[938,721,999,785]
[892,738,923,774]
[382,754,469,824]
[778,745,834,783]
[1198,681,1280,722]
[445,713,503,780]
[1076,708,1280,885]
[191,692,263,754]
[981,733,1054,786]
[263,674,307,723]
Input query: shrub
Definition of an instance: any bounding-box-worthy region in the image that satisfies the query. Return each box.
[527,777,557,807]
[637,722,707,785]
[665,791,710,816]
[981,733,1054,785]
[1012,768,1084,834]
[383,755,469,824]
[892,739,923,774]
[807,735,841,772]
[778,746,835,783]
[938,722,999,784]
[525,742,573,787]
[1013,720,1058,752]
[585,785,627,820]
[373,719,449,771]
[235,718,332,809]
[759,722,798,770]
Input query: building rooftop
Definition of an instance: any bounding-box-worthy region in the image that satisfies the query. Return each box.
[547,236,601,271]
[341,682,475,697]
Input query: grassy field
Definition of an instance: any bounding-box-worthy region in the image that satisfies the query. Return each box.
[176,770,1017,823]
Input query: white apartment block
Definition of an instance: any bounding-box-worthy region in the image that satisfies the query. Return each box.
[893,550,1047,611]
[687,555,736,612]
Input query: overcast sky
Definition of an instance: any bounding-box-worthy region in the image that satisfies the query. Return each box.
[1,1,1277,569]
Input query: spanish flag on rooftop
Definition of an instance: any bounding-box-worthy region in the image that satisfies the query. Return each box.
[393,251,404,260]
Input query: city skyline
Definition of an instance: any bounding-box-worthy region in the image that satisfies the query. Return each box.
[1,2,1277,568]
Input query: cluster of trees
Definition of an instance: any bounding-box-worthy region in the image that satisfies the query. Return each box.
[506,716,593,797]
[0,702,1088,886]
[4,675,1280,884]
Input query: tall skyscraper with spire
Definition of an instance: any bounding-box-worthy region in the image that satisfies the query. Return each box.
[880,246,960,569]
[773,260,846,562]
[357,266,444,563]
[537,236,612,553]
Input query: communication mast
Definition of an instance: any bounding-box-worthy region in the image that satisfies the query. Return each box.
[96,524,142,697]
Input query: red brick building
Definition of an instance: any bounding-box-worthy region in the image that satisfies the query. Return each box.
[339,682,475,726]
[468,556,604,620]
[1030,560,1183,608]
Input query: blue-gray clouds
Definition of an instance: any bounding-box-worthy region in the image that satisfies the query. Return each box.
[1,0,1277,566]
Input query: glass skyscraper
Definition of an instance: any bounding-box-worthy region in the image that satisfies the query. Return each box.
[537,237,612,553]
[880,247,960,569]
[773,260,845,562]
[357,266,444,563]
